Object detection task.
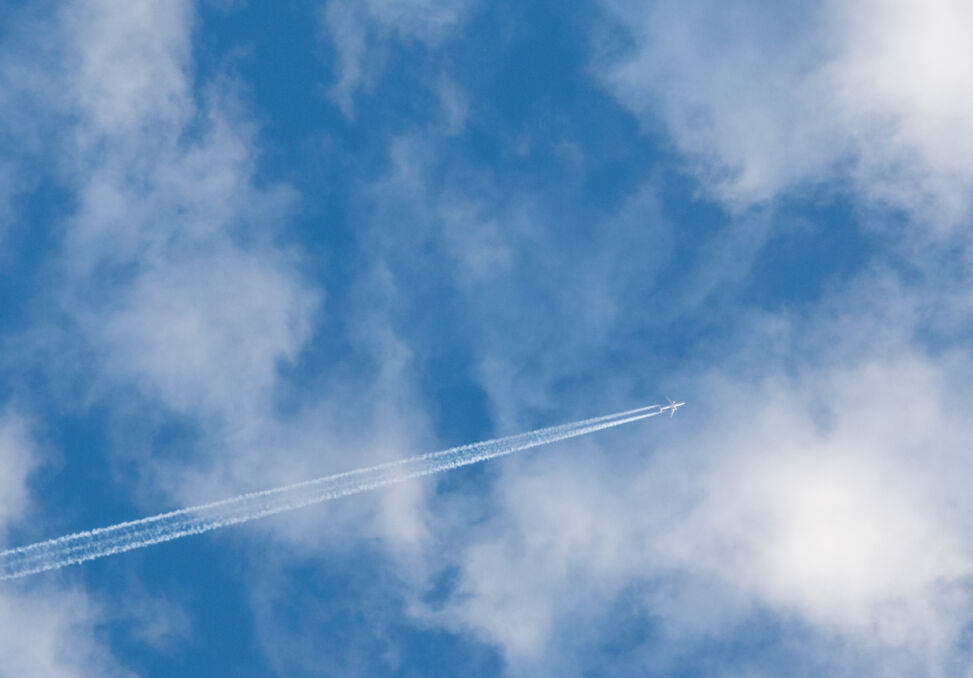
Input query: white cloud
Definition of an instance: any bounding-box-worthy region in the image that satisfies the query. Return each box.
[665,359,971,638]
[322,0,477,118]
[422,347,973,672]
[0,411,40,539]
[435,74,469,135]
[597,0,973,223]
[67,0,193,139]
[0,588,132,678]
[0,0,329,503]
[0,409,131,678]
[99,249,317,421]
[2,0,437,558]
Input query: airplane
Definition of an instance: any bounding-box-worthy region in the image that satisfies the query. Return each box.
[659,398,685,417]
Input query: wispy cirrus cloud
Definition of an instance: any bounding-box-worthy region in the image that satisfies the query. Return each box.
[0,587,131,678]
[0,412,39,540]
[321,0,478,119]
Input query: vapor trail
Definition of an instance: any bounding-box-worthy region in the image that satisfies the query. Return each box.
[0,403,672,580]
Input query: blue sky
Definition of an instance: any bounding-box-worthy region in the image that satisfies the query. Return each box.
[2,0,973,675]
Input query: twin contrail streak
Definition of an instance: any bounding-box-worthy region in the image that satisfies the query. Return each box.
[0,403,674,581]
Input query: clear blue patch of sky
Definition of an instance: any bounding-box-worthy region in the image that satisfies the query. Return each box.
[243,551,504,677]
[91,531,270,678]
[0,177,75,338]
[744,196,878,310]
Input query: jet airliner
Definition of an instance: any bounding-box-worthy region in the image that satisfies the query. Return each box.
[660,398,685,417]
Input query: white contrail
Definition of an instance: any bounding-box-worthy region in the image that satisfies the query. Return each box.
[0,403,675,580]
